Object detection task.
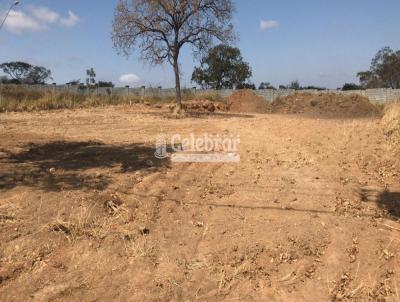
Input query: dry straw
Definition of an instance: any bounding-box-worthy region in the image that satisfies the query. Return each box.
[382,100,400,146]
[0,85,222,112]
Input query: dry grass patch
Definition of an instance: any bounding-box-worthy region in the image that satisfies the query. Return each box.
[50,193,134,242]
[0,85,143,112]
[382,101,400,147]
[0,85,222,112]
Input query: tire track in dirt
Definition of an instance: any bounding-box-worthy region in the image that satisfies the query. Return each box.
[124,160,225,299]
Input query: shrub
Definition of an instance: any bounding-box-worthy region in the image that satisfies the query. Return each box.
[342,83,362,91]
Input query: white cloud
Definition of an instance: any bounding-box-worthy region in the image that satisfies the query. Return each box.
[30,7,60,24]
[60,11,80,28]
[4,10,43,33]
[259,19,279,31]
[3,6,79,33]
[119,74,141,84]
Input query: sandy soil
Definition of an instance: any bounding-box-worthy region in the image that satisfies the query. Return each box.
[0,106,399,301]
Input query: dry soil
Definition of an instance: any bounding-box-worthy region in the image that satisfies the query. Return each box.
[0,105,399,301]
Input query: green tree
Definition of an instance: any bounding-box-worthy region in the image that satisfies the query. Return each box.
[342,83,362,91]
[86,68,96,86]
[26,66,53,84]
[98,81,115,88]
[289,80,300,90]
[303,86,325,91]
[259,82,275,90]
[236,83,255,90]
[0,62,33,83]
[357,71,379,88]
[191,44,252,89]
[0,62,52,84]
[358,47,400,88]
[66,79,80,85]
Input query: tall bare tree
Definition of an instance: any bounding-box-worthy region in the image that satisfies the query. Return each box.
[112,0,235,110]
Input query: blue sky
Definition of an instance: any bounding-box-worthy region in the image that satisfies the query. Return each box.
[0,0,399,88]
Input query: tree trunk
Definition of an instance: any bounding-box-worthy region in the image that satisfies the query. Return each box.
[173,59,182,110]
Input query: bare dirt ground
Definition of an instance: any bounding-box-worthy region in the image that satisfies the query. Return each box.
[0,105,399,301]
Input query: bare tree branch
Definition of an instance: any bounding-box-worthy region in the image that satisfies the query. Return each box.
[112,0,235,107]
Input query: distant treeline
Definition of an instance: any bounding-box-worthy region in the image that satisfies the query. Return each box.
[1,46,399,92]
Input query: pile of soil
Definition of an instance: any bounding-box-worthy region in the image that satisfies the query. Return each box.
[165,100,226,113]
[225,90,381,118]
[183,99,226,112]
[227,90,271,113]
[271,92,382,118]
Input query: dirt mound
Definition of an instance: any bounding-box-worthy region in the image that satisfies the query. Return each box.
[271,93,381,118]
[165,100,225,113]
[182,99,226,112]
[227,90,271,113]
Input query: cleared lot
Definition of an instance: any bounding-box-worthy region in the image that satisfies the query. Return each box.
[0,106,399,301]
